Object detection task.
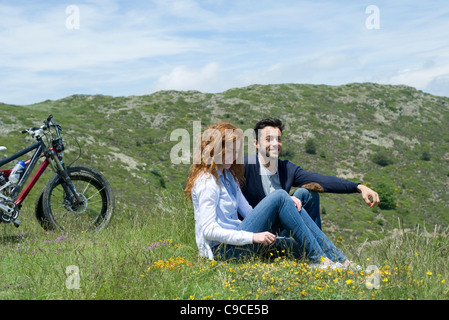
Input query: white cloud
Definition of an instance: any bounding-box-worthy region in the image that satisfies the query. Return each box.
[150,62,230,93]
[425,74,449,97]
[1,0,449,104]
[0,1,206,103]
[0,3,201,71]
[386,62,449,93]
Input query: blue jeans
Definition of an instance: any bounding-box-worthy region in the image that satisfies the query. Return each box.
[212,190,346,263]
[292,188,321,229]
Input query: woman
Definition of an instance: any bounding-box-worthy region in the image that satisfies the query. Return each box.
[185,122,355,269]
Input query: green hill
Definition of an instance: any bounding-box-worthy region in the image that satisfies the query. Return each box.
[1,82,448,241]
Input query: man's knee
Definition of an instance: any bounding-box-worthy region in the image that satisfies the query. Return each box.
[292,187,320,203]
[293,187,322,229]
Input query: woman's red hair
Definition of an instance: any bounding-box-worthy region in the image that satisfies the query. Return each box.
[184,122,245,200]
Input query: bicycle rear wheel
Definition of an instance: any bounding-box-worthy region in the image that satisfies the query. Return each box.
[41,165,114,232]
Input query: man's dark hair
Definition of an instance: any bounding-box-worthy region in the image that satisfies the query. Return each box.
[253,118,284,141]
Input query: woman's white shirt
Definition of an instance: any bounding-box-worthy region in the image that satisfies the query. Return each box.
[191,170,253,260]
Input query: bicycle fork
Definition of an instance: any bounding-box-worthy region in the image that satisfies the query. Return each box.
[46,149,85,210]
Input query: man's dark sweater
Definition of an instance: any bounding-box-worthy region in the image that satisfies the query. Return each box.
[242,154,359,208]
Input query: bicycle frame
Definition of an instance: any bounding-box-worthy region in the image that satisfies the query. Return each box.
[0,133,75,211]
[1,115,110,230]
[0,139,50,205]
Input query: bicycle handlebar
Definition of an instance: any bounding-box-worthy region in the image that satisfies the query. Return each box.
[21,114,61,138]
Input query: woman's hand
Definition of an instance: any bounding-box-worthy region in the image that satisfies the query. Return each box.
[290,196,302,211]
[253,232,276,246]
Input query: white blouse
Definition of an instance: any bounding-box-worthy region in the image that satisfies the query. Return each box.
[191,169,253,260]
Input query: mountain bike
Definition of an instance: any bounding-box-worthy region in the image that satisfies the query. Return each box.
[0,115,114,232]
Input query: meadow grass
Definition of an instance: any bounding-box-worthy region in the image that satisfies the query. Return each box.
[1,189,448,300]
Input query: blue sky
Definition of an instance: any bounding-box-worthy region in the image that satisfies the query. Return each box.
[1,0,449,105]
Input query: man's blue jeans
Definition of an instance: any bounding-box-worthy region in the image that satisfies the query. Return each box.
[292,188,322,229]
[212,189,346,263]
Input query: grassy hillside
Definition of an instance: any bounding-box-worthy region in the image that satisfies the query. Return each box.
[1,190,448,300]
[1,82,449,241]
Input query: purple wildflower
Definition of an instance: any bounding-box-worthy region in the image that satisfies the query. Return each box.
[43,235,67,243]
[143,239,172,251]
[56,235,67,243]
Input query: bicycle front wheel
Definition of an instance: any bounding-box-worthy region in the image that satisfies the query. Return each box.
[42,165,115,232]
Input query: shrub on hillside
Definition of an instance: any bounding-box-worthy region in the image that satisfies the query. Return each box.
[372,150,393,166]
[375,182,396,210]
[420,150,431,161]
[305,138,317,154]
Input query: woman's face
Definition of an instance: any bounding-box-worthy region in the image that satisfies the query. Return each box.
[222,142,237,170]
[220,137,242,170]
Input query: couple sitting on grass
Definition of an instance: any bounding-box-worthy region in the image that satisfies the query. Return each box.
[184,118,380,269]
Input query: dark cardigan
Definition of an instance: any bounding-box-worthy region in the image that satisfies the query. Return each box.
[242,154,359,208]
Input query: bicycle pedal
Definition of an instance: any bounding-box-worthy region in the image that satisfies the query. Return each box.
[13,219,22,227]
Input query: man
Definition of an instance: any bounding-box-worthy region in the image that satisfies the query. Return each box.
[242,118,380,230]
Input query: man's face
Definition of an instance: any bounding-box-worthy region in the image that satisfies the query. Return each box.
[255,126,282,159]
